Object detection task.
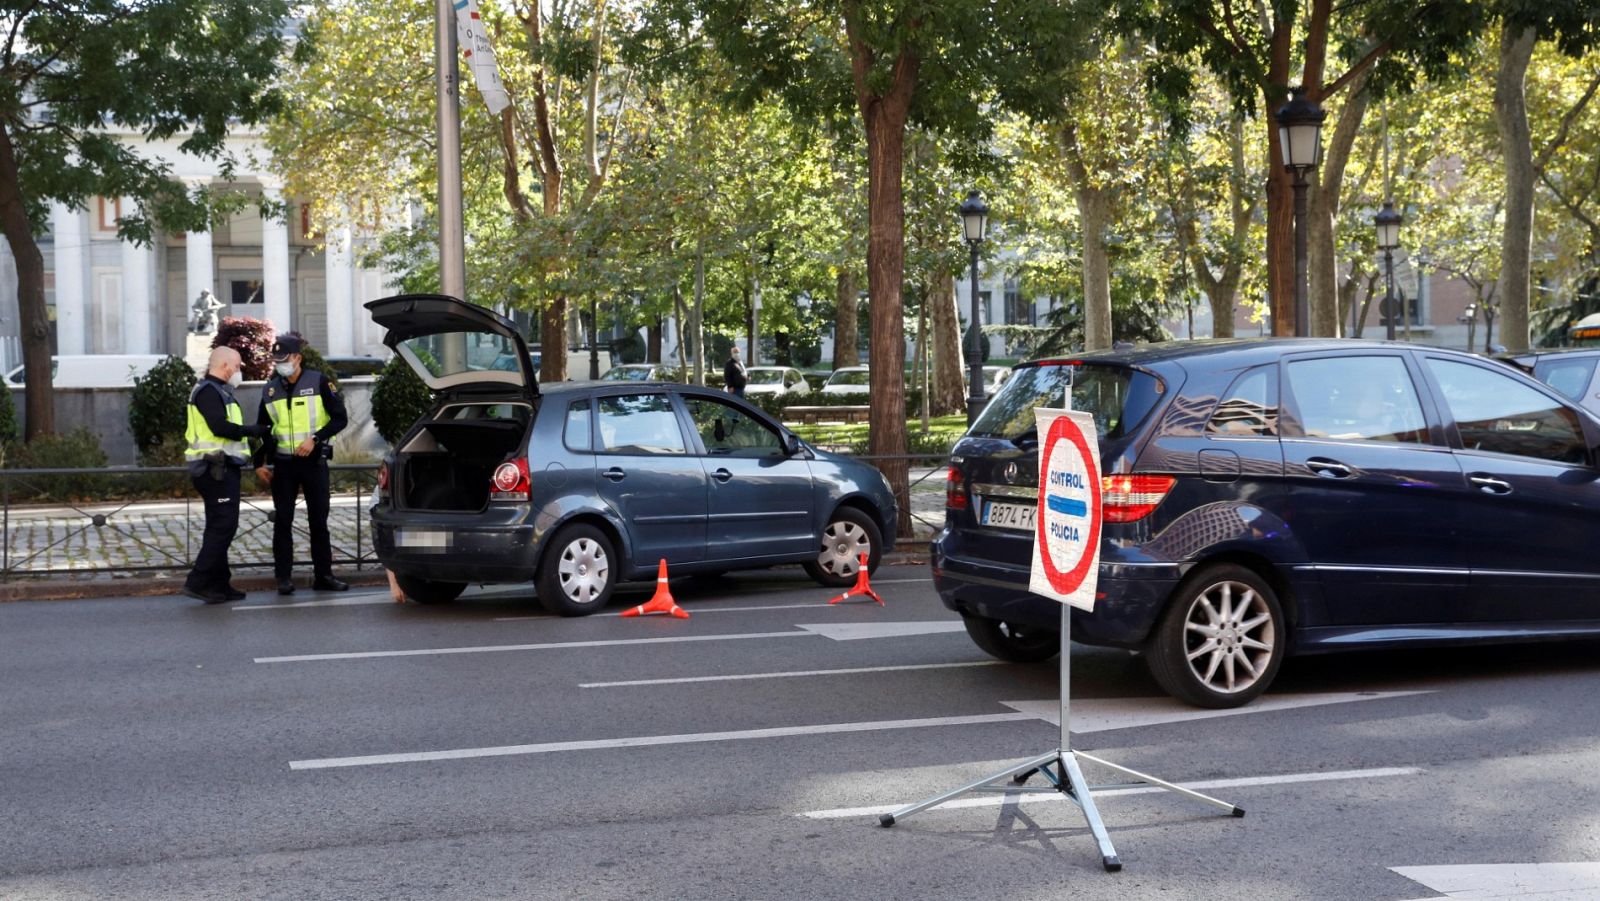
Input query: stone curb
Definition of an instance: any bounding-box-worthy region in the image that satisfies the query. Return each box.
[0,550,931,602]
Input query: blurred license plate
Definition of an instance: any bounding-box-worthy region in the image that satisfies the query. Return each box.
[395,529,453,550]
[982,501,1036,531]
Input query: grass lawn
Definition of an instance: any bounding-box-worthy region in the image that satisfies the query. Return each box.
[789,413,968,455]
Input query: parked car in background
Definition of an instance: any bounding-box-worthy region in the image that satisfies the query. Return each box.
[6,354,168,388]
[323,355,387,379]
[935,338,1600,708]
[1498,348,1600,417]
[822,366,871,396]
[364,293,898,614]
[603,363,676,382]
[744,366,813,397]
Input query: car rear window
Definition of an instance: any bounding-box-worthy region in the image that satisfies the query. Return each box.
[969,362,1162,442]
[1533,356,1597,401]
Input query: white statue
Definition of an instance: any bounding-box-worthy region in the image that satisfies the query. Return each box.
[189,289,223,335]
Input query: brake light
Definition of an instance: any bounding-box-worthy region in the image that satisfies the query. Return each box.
[491,458,531,501]
[1101,474,1175,523]
[377,461,390,496]
[945,466,968,510]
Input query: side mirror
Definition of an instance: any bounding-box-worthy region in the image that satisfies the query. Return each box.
[780,430,801,457]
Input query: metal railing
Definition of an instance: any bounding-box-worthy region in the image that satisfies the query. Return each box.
[0,453,949,582]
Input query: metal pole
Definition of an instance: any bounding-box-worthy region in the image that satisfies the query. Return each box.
[589,297,600,379]
[1384,248,1397,341]
[1293,168,1310,337]
[966,242,984,425]
[1060,601,1070,754]
[435,0,466,302]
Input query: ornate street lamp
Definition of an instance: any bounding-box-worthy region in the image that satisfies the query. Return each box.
[1276,88,1326,338]
[959,190,990,425]
[1458,301,1478,352]
[1374,200,1403,341]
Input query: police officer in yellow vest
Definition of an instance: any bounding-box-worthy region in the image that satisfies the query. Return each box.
[184,346,272,604]
[253,335,350,595]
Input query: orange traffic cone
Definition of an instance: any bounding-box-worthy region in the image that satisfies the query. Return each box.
[828,554,884,606]
[621,559,689,619]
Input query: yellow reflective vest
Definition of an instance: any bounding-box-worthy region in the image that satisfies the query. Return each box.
[263,370,327,457]
[185,382,249,467]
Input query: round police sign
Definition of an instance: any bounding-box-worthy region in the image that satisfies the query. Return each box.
[1030,409,1102,608]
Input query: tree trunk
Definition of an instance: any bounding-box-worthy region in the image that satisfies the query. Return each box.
[646,316,661,363]
[1495,24,1538,353]
[692,239,706,385]
[930,273,965,415]
[832,269,859,368]
[1062,123,1112,350]
[0,124,53,439]
[1309,75,1371,337]
[1265,131,1294,336]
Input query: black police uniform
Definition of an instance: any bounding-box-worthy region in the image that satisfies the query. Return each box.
[185,375,269,602]
[254,360,349,593]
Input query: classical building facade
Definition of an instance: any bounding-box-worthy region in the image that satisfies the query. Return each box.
[1,129,393,372]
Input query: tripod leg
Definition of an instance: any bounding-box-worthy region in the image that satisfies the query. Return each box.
[1061,753,1121,872]
[880,750,1061,827]
[1074,751,1244,817]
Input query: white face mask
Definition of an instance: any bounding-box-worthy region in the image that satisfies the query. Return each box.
[274,361,297,378]
[227,370,243,389]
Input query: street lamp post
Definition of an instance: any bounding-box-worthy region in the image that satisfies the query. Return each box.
[1458,302,1478,352]
[1374,200,1403,341]
[1276,88,1326,338]
[959,190,989,425]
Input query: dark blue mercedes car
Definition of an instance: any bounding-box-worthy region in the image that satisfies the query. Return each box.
[365,294,897,614]
[934,339,1600,707]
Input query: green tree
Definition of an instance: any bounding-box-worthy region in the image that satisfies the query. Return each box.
[0,0,292,439]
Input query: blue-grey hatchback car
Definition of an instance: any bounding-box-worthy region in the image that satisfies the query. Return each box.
[365,294,897,613]
[934,338,1600,707]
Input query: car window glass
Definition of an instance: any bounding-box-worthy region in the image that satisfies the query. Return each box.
[596,394,686,455]
[1533,357,1597,402]
[1207,366,1279,437]
[683,396,781,456]
[564,399,592,451]
[1425,359,1586,464]
[1287,356,1428,444]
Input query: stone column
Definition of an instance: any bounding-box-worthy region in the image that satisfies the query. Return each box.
[49,202,88,354]
[324,222,355,355]
[183,177,215,312]
[260,181,292,332]
[119,199,154,353]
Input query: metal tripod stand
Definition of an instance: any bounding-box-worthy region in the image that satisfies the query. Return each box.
[878,604,1244,871]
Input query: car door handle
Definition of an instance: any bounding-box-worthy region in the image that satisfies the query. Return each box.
[602,467,626,482]
[712,468,733,483]
[1469,474,1512,495]
[1305,458,1353,478]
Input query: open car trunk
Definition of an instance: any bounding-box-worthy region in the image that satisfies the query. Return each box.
[395,417,529,512]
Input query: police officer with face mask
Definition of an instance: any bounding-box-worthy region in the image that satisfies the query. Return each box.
[184,346,272,604]
[253,335,350,595]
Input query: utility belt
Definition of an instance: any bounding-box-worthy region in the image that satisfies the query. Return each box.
[271,443,334,462]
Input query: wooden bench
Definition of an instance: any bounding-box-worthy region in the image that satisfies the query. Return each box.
[784,405,871,424]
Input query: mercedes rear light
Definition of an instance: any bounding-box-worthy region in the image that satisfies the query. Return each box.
[945,465,968,510]
[1101,474,1175,523]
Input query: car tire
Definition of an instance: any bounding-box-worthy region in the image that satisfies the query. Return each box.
[961,614,1059,663]
[537,523,615,617]
[803,506,882,588]
[394,574,466,605]
[1145,563,1286,709]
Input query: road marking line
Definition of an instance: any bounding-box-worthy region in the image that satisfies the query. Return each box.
[800,766,1425,819]
[289,712,1037,770]
[235,593,396,610]
[796,621,966,640]
[496,602,825,622]
[1392,862,1600,900]
[580,660,1005,688]
[1001,690,1434,733]
[255,631,810,663]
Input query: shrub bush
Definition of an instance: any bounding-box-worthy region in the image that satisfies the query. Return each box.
[3,428,111,502]
[370,354,433,444]
[0,380,17,450]
[129,355,198,459]
[212,316,275,380]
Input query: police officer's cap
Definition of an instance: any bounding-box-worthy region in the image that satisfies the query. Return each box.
[271,335,305,360]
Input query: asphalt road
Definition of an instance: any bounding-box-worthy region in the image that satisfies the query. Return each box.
[5,565,1600,900]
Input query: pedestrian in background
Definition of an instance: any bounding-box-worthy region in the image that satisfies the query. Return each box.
[183,347,271,604]
[254,335,350,596]
[724,345,747,397]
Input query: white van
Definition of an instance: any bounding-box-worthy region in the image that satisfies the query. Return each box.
[5,354,174,388]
